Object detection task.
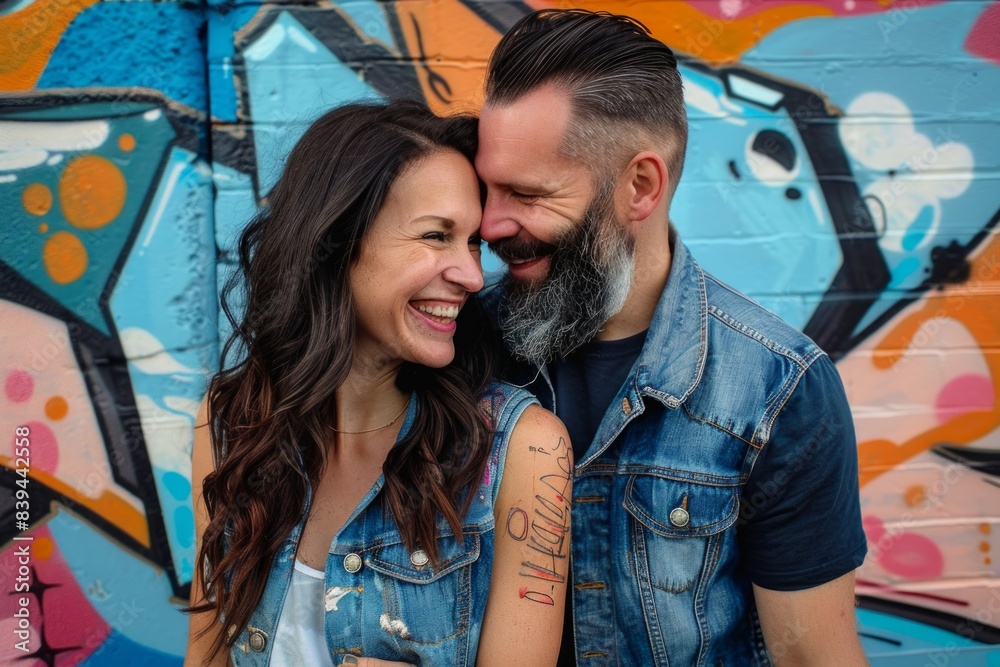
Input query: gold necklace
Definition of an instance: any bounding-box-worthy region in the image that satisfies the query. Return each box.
[329,400,408,435]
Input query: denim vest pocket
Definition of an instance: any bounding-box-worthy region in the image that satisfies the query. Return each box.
[624,474,739,593]
[365,529,481,646]
[624,475,740,538]
[624,474,741,666]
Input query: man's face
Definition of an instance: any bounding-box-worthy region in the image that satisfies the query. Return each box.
[476,85,596,284]
[477,85,635,366]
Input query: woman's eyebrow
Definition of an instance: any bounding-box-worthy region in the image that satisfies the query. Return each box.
[408,215,456,228]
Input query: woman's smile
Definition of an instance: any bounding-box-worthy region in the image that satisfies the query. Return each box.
[350,149,484,369]
[410,300,464,332]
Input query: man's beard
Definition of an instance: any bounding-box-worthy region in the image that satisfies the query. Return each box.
[493,183,635,367]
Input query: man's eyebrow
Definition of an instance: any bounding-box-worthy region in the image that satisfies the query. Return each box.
[492,180,550,194]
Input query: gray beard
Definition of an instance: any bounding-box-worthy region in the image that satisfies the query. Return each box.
[498,187,635,367]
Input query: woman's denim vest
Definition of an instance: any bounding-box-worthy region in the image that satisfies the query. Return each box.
[228,381,537,666]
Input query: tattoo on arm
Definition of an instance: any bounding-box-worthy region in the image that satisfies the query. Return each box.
[505,437,572,605]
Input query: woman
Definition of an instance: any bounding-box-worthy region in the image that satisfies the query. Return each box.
[185,100,571,667]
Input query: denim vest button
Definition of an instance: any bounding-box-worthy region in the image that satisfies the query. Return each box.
[669,507,690,528]
[248,629,267,652]
[622,397,632,415]
[410,549,429,567]
[344,553,363,573]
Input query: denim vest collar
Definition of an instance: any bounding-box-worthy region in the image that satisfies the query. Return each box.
[633,228,708,409]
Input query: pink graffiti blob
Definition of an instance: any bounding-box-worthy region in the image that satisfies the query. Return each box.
[966,2,1000,65]
[863,516,944,580]
[934,373,995,424]
[4,369,34,403]
[0,525,111,665]
[9,421,59,474]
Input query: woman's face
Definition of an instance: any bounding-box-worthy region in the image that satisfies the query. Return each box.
[350,150,484,370]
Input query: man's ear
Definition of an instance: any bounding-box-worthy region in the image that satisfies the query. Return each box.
[620,151,668,223]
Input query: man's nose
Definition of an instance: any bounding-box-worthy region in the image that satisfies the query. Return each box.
[480,192,521,243]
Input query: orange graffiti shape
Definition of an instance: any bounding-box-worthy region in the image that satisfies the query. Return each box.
[394,0,502,115]
[118,133,136,152]
[34,535,54,560]
[859,231,1000,487]
[42,231,88,284]
[0,456,150,548]
[524,0,834,65]
[903,484,926,507]
[45,395,69,420]
[22,183,53,216]
[59,155,127,229]
[0,0,100,90]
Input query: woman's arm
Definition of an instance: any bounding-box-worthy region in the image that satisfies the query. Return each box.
[477,405,573,667]
[185,400,230,667]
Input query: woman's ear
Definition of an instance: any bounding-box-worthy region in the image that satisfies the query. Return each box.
[620,150,668,223]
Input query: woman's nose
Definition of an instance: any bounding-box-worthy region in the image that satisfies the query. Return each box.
[444,245,484,293]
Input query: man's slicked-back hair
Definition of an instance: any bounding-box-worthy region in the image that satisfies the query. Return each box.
[486,9,688,199]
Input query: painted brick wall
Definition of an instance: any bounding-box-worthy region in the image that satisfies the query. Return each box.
[1,0,998,664]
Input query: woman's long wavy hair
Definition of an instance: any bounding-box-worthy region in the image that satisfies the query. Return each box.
[190,100,498,659]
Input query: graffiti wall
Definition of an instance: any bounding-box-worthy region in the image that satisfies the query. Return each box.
[0,0,213,663]
[1,0,998,664]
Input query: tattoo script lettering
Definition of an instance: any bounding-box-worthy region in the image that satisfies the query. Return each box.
[506,437,572,606]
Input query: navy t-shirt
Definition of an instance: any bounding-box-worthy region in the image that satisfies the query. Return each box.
[551,332,865,664]
[551,332,647,667]
[553,330,649,464]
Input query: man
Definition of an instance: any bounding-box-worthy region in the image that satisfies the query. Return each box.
[475,9,869,666]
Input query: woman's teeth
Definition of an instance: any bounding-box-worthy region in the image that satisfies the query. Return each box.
[417,304,459,320]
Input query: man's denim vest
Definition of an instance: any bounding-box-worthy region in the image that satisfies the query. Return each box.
[480,233,830,666]
[227,382,538,666]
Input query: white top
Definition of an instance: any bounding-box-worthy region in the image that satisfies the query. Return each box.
[269,559,337,667]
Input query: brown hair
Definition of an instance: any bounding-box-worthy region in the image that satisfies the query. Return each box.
[485,9,688,198]
[189,100,497,658]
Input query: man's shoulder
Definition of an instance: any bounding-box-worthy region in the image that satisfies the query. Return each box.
[664,268,833,445]
[701,270,825,370]
[656,266,843,454]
